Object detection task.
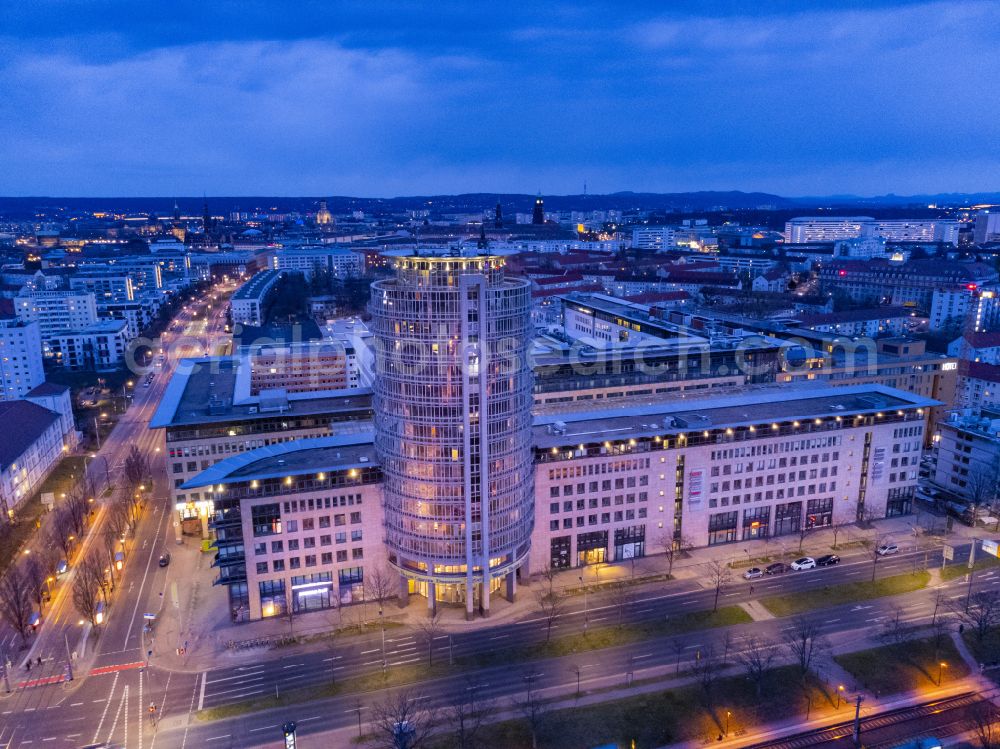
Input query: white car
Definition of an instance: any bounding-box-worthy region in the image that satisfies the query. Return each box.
[877,543,899,556]
[791,557,816,571]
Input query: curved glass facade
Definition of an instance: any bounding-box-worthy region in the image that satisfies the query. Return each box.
[370,253,534,614]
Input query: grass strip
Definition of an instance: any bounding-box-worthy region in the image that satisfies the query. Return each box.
[760,570,930,617]
[834,635,969,695]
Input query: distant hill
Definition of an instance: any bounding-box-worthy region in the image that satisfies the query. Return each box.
[0,190,996,219]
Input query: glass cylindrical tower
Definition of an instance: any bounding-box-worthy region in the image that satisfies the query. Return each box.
[370,250,534,618]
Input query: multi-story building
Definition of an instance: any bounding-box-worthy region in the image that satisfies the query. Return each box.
[786,217,959,245]
[183,434,384,622]
[48,320,129,371]
[818,258,998,308]
[0,399,74,519]
[0,318,45,400]
[272,246,363,280]
[150,356,372,539]
[792,307,917,338]
[930,285,1000,333]
[530,384,929,571]
[974,211,1000,245]
[785,217,875,243]
[69,273,135,303]
[370,251,534,618]
[632,227,678,250]
[242,341,360,394]
[230,270,283,327]
[932,407,1000,503]
[956,361,1000,410]
[14,290,99,343]
[948,331,1000,365]
[178,382,931,620]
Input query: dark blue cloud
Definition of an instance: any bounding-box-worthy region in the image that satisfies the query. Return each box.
[0,1,997,196]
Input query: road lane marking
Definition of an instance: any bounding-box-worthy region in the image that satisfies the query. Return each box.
[198,671,206,712]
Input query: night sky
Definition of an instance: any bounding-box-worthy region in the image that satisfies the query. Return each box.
[1,1,997,197]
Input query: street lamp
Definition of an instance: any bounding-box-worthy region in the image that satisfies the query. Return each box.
[725,710,731,737]
[579,575,588,633]
[837,684,845,708]
[938,661,948,685]
[379,607,387,675]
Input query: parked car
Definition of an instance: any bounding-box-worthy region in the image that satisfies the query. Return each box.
[743,567,763,580]
[877,543,899,556]
[765,562,788,575]
[791,557,816,571]
[816,554,841,567]
[158,553,171,568]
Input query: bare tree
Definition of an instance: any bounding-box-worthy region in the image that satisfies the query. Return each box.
[72,553,104,629]
[706,560,732,612]
[967,466,999,525]
[534,588,564,642]
[879,605,910,647]
[414,608,443,666]
[607,581,632,628]
[102,523,119,591]
[784,617,827,676]
[123,444,149,494]
[539,562,558,598]
[831,523,848,550]
[671,636,688,675]
[444,680,496,749]
[65,490,89,538]
[720,629,735,666]
[365,564,396,622]
[972,700,1000,749]
[513,671,547,749]
[23,552,52,614]
[368,690,436,749]
[737,637,777,698]
[49,506,76,560]
[0,563,35,647]
[953,591,1000,644]
[659,533,693,577]
[691,644,720,704]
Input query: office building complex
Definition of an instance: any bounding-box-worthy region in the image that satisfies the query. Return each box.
[271,246,363,280]
[370,251,534,617]
[786,216,960,245]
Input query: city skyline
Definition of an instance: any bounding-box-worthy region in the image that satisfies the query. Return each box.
[2,1,999,197]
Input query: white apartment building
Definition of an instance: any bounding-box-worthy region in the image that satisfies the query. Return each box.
[0,399,70,519]
[786,217,959,245]
[230,270,283,327]
[833,236,888,259]
[272,247,363,280]
[974,211,1000,245]
[48,320,129,371]
[632,227,679,250]
[14,290,99,342]
[0,319,45,400]
[932,407,1000,502]
[931,286,1000,333]
[785,217,875,243]
[69,274,135,303]
[956,362,1000,410]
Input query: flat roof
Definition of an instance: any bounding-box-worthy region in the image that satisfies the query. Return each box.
[533,383,938,448]
[181,432,376,488]
[150,356,372,428]
[231,270,282,301]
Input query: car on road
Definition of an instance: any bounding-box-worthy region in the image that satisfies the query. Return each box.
[816,554,841,567]
[791,556,816,571]
[877,543,899,556]
[765,562,788,575]
[158,553,171,567]
[743,567,763,580]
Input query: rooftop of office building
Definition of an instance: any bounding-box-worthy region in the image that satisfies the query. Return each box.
[181,432,377,488]
[150,356,372,429]
[532,383,938,448]
[231,269,283,301]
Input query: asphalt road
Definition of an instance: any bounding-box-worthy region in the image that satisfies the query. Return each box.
[1,285,232,749]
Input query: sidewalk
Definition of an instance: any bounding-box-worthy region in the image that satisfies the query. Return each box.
[151,510,982,672]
